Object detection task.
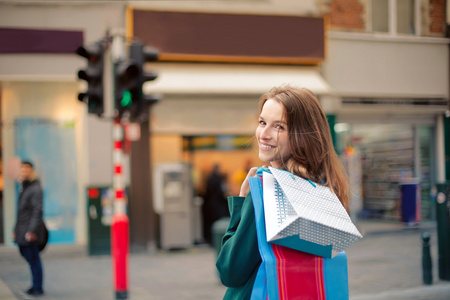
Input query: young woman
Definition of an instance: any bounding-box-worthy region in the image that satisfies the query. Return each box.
[216,85,350,299]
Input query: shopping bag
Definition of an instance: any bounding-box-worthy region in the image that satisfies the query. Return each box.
[263,167,362,258]
[249,176,349,300]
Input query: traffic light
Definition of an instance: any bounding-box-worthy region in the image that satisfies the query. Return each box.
[113,42,160,121]
[114,59,139,119]
[127,42,161,121]
[76,42,104,116]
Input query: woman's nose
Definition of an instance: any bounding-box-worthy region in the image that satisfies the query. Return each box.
[259,126,272,140]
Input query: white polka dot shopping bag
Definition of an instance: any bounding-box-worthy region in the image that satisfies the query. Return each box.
[262,167,363,258]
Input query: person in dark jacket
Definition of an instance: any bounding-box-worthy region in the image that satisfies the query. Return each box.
[13,161,45,297]
[203,164,229,244]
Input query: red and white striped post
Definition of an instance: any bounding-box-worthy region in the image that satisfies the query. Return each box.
[111,119,129,300]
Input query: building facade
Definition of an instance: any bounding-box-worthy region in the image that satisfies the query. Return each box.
[0,0,448,247]
[323,0,449,219]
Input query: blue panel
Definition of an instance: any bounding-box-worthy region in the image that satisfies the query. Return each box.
[15,118,78,245]
[401,184,418,223]
[48,229,75,244]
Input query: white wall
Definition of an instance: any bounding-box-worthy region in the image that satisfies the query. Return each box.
[151,95,259,135]
[0,3,124,42]
[323,33,449,99]
[0,3,125,80]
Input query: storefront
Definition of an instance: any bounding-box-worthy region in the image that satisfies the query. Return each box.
[126,8,337,244]
[323,32,449,221]
[0,4,332,248]
[337,117,441,221]
[0,4,125,246]
[147,67,332,242]
[147,63,332,189]
[1,2,447,248]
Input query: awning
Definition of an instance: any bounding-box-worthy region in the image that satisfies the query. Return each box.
[143,63,331,95]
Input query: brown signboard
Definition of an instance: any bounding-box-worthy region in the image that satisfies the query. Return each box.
[0,28,83,54]
[130,9,325,65]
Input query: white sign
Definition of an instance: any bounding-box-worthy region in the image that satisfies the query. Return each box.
[125,123,141,141]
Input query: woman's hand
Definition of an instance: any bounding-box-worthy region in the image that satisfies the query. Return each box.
[239,166,267,197]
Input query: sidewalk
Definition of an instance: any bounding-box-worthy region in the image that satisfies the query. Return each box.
[346,219,450,299]
[0,278,16,300]
[0,219,449,300]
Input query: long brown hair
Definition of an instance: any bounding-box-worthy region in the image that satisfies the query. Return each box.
[259,86,350,211]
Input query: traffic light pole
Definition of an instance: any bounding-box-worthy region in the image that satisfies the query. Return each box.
[110,30,129,300]
[103,39,114,119]
[112,119,129,300]
[77,29,161,299]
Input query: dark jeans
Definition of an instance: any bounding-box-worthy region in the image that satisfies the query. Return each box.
[19,245,43,291]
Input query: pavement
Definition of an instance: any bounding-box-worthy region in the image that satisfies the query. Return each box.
[0,219,449,300]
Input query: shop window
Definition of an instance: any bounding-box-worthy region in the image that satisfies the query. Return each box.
[350,124,415,218]
[397,0,416,34]
[418,125,435,220]
[370,0,418,35]
[372,0,389,32]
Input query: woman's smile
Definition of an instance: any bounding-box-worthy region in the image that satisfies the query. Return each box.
[259,143,276,150]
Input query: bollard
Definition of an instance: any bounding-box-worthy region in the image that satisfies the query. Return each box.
[422,232,433,285]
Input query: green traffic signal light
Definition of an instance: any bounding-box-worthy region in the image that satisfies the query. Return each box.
[120,90,132,107]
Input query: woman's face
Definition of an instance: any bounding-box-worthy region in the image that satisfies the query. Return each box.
[256,99,292,169]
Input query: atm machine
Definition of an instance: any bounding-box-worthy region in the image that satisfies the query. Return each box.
[153,163,194,250]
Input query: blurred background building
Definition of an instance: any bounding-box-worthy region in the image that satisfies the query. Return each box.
[0,0,448,251]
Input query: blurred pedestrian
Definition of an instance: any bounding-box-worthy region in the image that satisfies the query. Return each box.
[231,160,252,195]
[216,86,350,299]
[202,164,229,244]
[13,161,46,297]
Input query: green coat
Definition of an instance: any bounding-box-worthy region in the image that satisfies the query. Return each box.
[216,193,261,300]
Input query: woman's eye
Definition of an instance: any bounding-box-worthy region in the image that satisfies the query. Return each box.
[276,124,285,130]
[259,120,266,126]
